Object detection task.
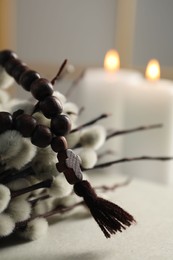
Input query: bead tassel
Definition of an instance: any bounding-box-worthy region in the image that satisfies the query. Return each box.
[74,180,135,238]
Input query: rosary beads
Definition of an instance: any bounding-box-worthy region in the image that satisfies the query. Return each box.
[0,50,135,239]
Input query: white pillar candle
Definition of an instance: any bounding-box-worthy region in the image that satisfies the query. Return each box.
[122,60,173,184]
[77,50,143,167]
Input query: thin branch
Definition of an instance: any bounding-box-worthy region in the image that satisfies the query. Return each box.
[94,179,131,192]
[51,59,68,85]
[70,113,110,133]
[65,70,85,98]
[29,194,51,206]
[84,156,173,171]
[11,179,53,198]
[1,167,34,184]
[106,124,163,140]
[78,106,85,116]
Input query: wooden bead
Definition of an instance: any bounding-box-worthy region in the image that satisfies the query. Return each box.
[0,112,13,134]
[19,70,41,91]
[50,114,71,136]
[4,58,23,76]
[51,136,67,152]
[31,125,53,148]
[14,114,37,137]
[30,78,53,101]
[11,64,28,83]
[12,109,24,119]
[39,96,63,119]
[0,50,17,66]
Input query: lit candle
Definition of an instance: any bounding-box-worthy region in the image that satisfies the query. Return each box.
[77,50,143,165]
[122,59,173,184]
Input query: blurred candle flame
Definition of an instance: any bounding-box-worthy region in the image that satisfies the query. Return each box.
[145,59,160,81]
[104,49,120,72]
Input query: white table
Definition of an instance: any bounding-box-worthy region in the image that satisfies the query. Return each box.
[1,172,173,260]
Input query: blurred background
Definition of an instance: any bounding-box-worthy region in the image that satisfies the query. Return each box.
[1,0,173,79]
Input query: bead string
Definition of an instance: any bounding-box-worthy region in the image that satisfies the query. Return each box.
[0,50,83,185]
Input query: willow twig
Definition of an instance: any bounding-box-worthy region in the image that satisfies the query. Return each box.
[51,59,68,85]
[94,179,131,192]
[0,163,34,184]
[84,156,173,171]
[106,124,163,140]
[65,70,85,98]
[11,179,53,198]
[71,113,110,133]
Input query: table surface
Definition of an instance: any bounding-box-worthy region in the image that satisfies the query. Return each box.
[1,171,173,260]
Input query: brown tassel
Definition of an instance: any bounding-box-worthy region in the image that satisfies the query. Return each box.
[74,180,135,238]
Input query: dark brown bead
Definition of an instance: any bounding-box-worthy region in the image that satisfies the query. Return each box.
[39,96,63,119]
[51,136,67,152]
[0,112,13,134]
[50,114,71,136]
[11,64,28,83]
[0,50,18,66]
[30,78,53,101]
[19,70,41,91]
[14,114,37,137]
[12,109,24,119]
[4,58,23,76]
[31,125,53,148]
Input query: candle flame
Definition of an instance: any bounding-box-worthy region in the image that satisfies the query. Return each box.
[145,59,160,80]
[104,49,120,72]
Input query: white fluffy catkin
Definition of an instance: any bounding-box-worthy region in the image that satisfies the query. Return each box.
[7,178,31,199]
[32,146,58,180]
[32,197,54,217]
[6,138,37,170]
[0,66,14,89]
[0,130,23,162]
[80,125,106,150]
[7,197,31,222]
[53,192,81,208]
[33,112,50,127]
[0,213,15,237]
[7,178,31,191]
[53,91,66,104]
[49,175,73,198]
[63,102,79,123]
[18,218,48,240]
[65,130,80,148]
[5,99,34,115]
[0,185,11,213]
[78,148,98,169]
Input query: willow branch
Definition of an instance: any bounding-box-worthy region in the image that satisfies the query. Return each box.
[51,59,68,85]
[94,179,131,192]
[71,113,110,133]
[65,70,85,97]
[11,179,53,198]
[106,124,163,140]
[84,156,173,171]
